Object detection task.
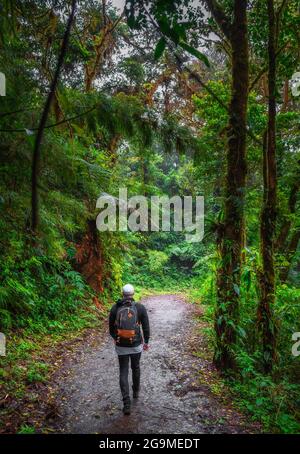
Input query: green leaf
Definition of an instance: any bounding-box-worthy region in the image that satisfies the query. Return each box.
[154,37,166,60]
[217,315,223,326]
[237,326,246,339]
[233,284,240,296]
[158,17,172,38]
[157,17,180,45]
[243,269,251,291]
[179,41,210,67]
[127,15,135,29]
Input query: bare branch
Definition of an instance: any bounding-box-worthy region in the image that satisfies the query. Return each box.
[249,42,288,92]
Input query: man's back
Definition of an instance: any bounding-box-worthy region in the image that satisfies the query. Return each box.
[108,285,150,415]
[109,299,150,348]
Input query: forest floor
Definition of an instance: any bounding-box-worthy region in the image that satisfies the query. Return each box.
[1,294,260,434]
[47,294,258,434]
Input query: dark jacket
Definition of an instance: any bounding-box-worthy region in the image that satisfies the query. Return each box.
[109,298,150,347]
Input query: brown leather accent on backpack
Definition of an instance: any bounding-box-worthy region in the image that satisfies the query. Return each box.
[117,329,136,339]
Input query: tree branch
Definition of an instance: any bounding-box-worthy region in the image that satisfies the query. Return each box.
[205,0,232,40]
[249,42,288,92]
[0,105,98,133]
[139,1,262,146]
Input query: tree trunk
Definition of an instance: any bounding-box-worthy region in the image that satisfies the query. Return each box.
[257,0,277,373]
[31,0,76,232]
[214,0,249,371]
[75,220,105,293]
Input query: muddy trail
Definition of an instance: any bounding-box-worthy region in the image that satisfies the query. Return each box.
[48,295,255,434]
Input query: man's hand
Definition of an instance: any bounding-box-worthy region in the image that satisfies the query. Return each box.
[143,343,149,351]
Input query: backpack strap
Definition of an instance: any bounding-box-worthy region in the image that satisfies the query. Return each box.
[132,303,140,326]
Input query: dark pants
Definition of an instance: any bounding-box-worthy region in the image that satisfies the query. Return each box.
[118,353,141,403]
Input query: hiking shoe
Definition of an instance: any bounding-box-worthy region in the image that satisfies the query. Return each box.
[123,402,131,415]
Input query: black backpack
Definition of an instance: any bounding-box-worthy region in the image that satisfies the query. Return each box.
[115,301,140,345]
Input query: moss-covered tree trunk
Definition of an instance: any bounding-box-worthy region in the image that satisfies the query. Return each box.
[209,0,249,371]
[257,0,277,373]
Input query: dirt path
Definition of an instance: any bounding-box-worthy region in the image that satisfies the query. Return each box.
[49,295,255,434]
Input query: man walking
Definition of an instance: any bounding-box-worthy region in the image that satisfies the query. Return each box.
[109,284,150,415]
